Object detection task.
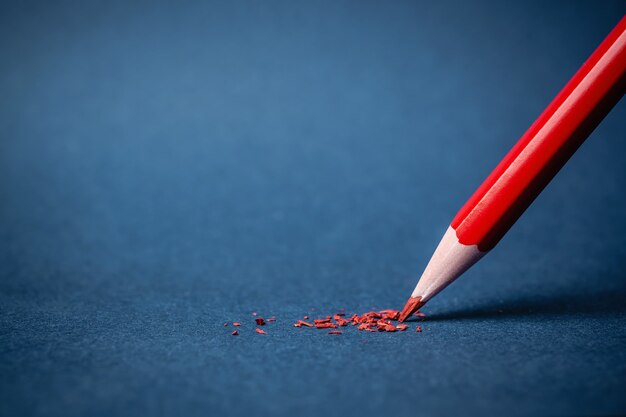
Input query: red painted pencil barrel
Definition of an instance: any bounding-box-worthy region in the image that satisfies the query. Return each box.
[452,15,626,252]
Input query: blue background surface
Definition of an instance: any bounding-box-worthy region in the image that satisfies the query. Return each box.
[1,1,625,416]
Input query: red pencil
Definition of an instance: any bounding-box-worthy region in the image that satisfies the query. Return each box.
[399,15,626,322]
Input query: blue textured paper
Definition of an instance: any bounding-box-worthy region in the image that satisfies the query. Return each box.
[1,1,625,416]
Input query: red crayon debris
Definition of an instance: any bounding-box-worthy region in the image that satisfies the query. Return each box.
[381,324,396,332]
[333,314,348,323]
[223,323,228,326]
[231,307,417,336]
[303,315,309,319]
[380,309,401,321]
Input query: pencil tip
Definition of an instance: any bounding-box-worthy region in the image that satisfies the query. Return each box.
[398,296,424,322]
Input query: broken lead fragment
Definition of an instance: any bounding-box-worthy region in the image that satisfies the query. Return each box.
[315,322,337,329]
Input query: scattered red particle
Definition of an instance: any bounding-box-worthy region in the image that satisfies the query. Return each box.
[255,318,266,325]
[267,317,276,322]
[303,315,309,319]
[314,319,331,324]
[328,331,342,335]
[232,330,238,335]
[379,309,401,320]
[416,326,422,333]
[414,312,426,317]
[223,323,228,327]
[293,320,313,327]
[374,319,397,332]
[255,328,266,334]
[233,322,241,326]
[252,312,258,316]
[315,322,337,329]
[396,324,408,331]
[384,324,397,332]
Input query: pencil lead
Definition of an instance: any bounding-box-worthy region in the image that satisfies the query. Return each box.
[398,296,424,322]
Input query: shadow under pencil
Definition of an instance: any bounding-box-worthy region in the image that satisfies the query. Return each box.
[422,287,626,322]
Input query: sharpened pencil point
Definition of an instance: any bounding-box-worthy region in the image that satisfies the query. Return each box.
[398,296,424,322]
